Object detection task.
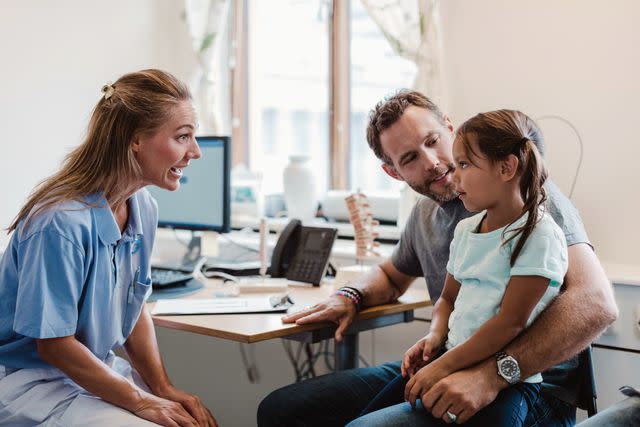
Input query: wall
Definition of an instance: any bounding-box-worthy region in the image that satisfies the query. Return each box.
[0,0,195,248]
[440,0,640,269]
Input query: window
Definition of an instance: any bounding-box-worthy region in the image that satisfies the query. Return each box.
[247,0,330,197]
[349,0,416,192]
[234,0,416,197]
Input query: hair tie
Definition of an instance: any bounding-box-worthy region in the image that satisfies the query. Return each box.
[101,83,115,100]
[519,137,530,145]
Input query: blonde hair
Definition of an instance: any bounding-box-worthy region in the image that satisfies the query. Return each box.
[456,109,548,266]
[8,69,192,233]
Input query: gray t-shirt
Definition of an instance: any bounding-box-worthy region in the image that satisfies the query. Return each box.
[391,179,590,405]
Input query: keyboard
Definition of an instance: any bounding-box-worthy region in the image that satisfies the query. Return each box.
[151,268,193,289]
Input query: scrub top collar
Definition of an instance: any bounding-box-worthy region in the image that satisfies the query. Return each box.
[90,192,144,246]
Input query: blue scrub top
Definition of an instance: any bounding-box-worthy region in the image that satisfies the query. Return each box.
[0,189,158,369]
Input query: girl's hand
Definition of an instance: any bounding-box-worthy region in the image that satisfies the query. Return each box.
[133,388,218,427]
[404,359,453,409]
[401,333,444,378]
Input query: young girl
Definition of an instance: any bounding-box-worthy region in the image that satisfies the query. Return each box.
[0,70,217,426]
[362,110,568,426]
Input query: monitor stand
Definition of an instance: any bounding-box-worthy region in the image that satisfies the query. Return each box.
[153,231,206,273]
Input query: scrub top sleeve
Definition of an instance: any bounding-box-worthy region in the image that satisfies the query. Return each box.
[510,222,569,287]
[14,229,86,339]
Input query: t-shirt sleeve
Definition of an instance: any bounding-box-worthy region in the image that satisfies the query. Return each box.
[446,221,465,275]
[510,219,568,287]
[14,229,85,338]
[545,180,591,248]
[391,203,423,276]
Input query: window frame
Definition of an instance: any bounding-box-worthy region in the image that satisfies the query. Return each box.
[230,0,352,190]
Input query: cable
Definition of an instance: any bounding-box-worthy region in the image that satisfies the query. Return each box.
[171,228,192,248]
[219,233,260,253]
[535,115,584,199]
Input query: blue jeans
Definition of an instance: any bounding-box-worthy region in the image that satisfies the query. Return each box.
[257,361,576,427]
[576,396,640,427]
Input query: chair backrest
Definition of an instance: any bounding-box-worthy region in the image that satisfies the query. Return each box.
[576,346,598,417]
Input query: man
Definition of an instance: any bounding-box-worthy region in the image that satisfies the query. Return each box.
[258,91,617,426]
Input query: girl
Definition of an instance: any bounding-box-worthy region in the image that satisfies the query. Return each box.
[0,70,217,426]
[361,110,568,426]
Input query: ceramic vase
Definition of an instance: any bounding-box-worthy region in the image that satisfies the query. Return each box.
[283,155,317,223]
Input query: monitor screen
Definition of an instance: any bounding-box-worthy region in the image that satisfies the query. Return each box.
[148,136,230,233]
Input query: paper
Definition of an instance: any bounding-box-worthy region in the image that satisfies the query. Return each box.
[151,294,293,315]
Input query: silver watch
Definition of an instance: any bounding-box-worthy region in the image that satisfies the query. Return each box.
[495,351,521,384]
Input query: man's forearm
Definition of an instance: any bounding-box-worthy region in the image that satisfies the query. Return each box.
[505,244,618,378]
[352,260,414,307]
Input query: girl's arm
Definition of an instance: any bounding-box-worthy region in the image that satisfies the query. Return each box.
[437,274,550,374]
[405,274,550,407]
[402,274,460,377]
[429,273,460,342]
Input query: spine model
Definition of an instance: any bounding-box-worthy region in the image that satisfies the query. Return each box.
[345,192,381,260]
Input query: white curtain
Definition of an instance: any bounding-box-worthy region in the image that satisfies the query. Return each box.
[360,0,446,109]
[184,0,230,134]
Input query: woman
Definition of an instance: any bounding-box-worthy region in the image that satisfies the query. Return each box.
[0,69,217,426]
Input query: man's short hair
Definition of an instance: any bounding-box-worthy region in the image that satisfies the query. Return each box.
[366,90,446,164]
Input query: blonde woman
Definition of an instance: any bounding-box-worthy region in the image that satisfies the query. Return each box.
[0,70,217,426]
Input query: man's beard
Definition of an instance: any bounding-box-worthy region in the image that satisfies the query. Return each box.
[405,164,459,204]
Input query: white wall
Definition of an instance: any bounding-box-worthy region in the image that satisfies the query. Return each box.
[440,0,640,268]
[0,0,196,248]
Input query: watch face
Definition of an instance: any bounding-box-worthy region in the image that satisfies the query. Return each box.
[501,359,519,376]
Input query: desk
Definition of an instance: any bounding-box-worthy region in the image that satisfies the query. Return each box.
[150,279,430,370]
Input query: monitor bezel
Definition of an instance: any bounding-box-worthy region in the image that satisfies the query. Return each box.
[156,135,231,233]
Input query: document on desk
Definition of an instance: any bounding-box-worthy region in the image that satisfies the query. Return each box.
[151,294,294,315]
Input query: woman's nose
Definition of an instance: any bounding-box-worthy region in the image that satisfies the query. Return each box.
[189,138,202,160]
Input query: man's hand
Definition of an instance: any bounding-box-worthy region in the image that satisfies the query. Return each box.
[401,333,444,378]
[282,294,357,341]
[420,359,506,424]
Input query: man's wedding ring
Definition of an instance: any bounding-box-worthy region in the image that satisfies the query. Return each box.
[446,411,457,423]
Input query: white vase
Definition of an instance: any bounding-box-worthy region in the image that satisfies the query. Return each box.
[283,155,317,223]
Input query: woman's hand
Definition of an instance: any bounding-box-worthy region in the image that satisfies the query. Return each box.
[401,333,444,378]
[133,388,218,427]
[157,386,217,427]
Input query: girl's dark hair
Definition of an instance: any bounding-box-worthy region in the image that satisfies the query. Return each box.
[456,109,548,266]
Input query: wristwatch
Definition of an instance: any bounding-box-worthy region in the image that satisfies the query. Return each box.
[495,351,521,384]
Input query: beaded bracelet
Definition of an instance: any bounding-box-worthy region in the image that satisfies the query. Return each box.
[335,286,364,312]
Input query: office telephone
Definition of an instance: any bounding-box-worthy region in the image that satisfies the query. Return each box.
[269,219,337,285]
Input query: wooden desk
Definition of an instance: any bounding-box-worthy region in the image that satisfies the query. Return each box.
[150,279,430,370]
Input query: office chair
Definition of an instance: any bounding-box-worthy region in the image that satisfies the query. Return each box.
[576,346,598,417]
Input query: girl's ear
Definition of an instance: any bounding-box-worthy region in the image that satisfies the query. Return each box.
[500,154,519,181]
[131,136,142,153]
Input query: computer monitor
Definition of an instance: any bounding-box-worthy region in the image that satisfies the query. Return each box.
[148,136,231,234]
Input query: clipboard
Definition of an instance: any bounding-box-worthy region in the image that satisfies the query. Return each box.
[150,294,294,315]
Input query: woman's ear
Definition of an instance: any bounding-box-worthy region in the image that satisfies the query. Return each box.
[500,154,519,181]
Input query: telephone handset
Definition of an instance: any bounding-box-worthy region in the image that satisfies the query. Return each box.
[269,219,337,286]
